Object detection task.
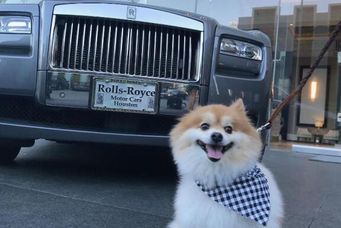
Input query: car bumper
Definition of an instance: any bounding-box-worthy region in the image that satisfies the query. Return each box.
[0,120,169,146]
[0,68,206,147]
[0,94,184,146]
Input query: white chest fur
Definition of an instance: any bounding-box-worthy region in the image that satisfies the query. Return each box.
[168,164,283,228]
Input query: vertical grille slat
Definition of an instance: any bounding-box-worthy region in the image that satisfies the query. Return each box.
[52,15,202,82]
[92,21,99,71]
[134,27,139,75]
[74,19,80,69]
[118,26,124,73]
[182,34,186,80]
[176,33,180,79]
[164,30,169,78]
[105,24,112,72]
[99,23,106,71]
[188,35,192,81]
[152,30,157,77]
[86,21,92,70]
[146,28,151,76]
[170,33,174,78]
[126,26,132,74]
[66,21,74,69]
[111,24,118,72]
[80,21,86,70]
[140,26,145,76]
[158,29,163,77]
[60,20,68,68]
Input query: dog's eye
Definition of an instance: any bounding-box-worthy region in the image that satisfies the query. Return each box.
[200,123,210,131]
[224,126,233,134]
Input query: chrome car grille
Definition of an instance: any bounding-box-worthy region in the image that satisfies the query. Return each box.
[50,15,202,81]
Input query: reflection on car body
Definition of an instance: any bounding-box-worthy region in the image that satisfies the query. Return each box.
[0,1,272,163]
[166,90,187,110]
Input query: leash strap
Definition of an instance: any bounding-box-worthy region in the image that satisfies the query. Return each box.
[258,20,341,160]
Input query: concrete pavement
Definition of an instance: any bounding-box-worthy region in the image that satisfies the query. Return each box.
[0,140,340,227]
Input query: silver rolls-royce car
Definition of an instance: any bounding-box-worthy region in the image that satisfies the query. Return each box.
[0,0,272,162]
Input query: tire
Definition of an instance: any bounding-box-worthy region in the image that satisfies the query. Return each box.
[0,144,21,164]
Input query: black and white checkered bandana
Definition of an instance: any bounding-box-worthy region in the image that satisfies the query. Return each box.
[196,166,270,226]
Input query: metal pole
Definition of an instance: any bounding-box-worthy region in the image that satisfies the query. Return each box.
[271,0,282,85]
[194,0,198,13]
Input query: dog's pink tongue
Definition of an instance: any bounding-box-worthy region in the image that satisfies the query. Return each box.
[206,145,223,159]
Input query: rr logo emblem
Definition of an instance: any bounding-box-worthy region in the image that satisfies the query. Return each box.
[127,7,137,19]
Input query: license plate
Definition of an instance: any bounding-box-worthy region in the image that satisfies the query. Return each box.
[91,77,158,114]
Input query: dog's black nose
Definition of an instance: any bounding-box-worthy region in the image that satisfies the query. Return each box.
[211,132,223,143]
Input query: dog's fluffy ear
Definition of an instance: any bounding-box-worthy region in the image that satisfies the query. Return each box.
[231,98,245,112]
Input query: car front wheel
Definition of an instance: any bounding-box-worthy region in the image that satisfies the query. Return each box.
[0,143,21,164]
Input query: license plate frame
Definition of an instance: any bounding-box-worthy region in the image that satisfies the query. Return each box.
[90,77,159,114]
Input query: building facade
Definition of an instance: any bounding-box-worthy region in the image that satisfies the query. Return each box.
[237,1,341,144]
[148,0,341,144]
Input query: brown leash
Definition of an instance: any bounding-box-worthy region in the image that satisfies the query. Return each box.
[258,20,341,161]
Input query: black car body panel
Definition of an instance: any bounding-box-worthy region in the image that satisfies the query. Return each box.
[0,0,272,146]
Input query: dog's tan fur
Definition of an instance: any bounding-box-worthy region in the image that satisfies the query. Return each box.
[168,99,283,228]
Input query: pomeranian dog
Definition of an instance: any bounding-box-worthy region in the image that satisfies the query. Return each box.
[168,99,283,228]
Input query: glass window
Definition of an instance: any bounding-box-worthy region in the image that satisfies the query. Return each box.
[146,0,341,144]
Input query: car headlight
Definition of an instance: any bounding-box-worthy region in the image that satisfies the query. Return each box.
[0,16,31,34]
[220,38,262,61]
